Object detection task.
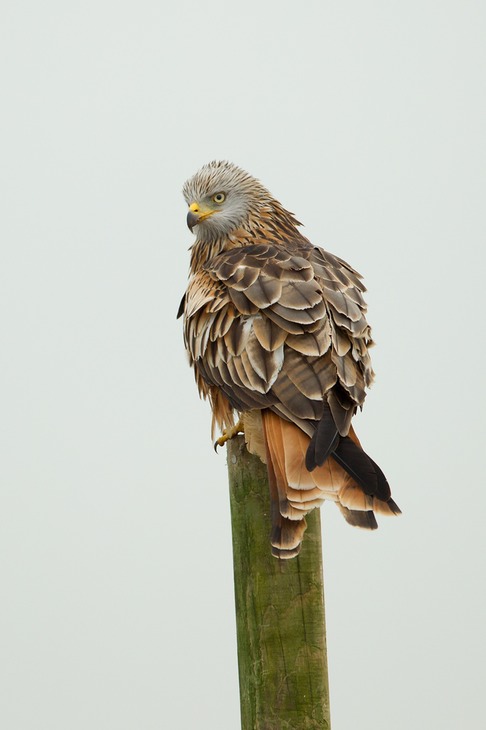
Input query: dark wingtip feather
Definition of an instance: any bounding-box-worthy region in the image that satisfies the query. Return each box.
[305,405,339,471]
[372,459,392,500]
[176,294,186,319]
[332,436,391,501]
[386,498,402,516]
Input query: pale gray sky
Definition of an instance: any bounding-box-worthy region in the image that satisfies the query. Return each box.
[1,1,485,728]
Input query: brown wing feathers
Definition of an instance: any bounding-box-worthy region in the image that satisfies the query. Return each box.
[182,240,400,558]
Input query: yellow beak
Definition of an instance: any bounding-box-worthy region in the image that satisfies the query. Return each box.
[187,202,215,231]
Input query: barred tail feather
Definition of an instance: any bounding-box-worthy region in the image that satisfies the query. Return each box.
[250,411,400,558]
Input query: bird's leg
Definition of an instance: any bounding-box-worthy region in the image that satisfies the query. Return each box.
[214,418,244,450]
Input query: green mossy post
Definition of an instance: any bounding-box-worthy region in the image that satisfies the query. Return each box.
[227,435,331,730]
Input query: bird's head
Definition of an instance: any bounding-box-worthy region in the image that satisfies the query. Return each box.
[182,160,273,240]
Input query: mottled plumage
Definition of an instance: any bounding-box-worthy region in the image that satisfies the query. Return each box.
[179,161,400,558]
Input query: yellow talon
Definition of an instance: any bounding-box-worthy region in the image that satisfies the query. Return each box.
[214,419,244,450]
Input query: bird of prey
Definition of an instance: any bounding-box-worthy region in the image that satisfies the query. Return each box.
[178,161,400,558]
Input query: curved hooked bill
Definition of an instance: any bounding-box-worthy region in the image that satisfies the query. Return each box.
[186,203,215,231]
[187,210,199,231]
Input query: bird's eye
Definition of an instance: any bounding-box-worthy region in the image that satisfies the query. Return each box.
[212,192,226,204]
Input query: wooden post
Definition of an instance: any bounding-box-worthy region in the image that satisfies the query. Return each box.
[227,435,331,730]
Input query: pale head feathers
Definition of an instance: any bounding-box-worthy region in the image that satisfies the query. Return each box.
[183,160,271,206]
[182,160,300,241]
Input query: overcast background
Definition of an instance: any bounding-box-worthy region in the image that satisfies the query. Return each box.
[1,1,485,728]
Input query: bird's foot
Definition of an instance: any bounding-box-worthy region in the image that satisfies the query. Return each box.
[214,419,244,450]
